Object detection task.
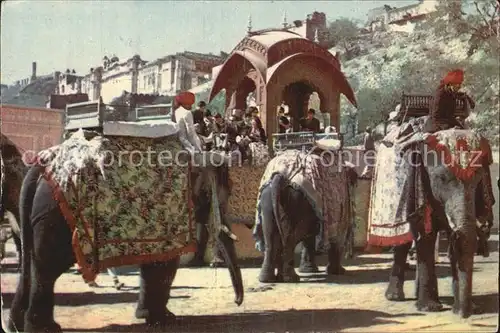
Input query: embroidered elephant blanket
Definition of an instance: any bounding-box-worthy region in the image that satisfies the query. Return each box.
[37,129,195,282]
[253,149,351,252]
[226,142,271,224]
[367,142,429,246]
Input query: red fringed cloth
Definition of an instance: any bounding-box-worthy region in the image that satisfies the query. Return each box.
[37,130,195,282]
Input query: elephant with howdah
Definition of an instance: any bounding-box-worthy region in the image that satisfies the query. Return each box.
[254,149,357,283]
[6,155,244,333]
[380,130,494,319]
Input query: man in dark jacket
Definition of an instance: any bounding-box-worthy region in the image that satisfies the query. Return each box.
[431,69,475,131]
[299,109,321,133]
[192,101,208,136]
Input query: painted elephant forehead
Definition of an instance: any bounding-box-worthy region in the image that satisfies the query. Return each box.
[41,129,195,282]
[426,129,493,181]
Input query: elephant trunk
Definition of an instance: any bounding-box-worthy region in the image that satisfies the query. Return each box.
[215,229,244,306]
[450,227,477,318]
[207,165,243,306]
[270,173,287,247]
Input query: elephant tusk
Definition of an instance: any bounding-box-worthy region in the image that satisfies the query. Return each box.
[221,225,238,241]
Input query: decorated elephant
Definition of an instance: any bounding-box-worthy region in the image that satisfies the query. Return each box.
[253,147,356,283]
[367,121,494,319]
[0,134,26,268]
[6,129,243,332]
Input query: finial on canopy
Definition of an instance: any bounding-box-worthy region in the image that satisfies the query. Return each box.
[282,11,288,28]
[247,14,252,34]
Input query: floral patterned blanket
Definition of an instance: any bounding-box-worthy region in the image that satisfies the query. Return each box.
[253,149,351,252]
[226,142,270,224]
[38,129,194,282]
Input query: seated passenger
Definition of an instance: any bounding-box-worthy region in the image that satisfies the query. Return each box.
[248,116,267,144]
[431,69,475,132]
[278,106,291,133]
[299,109,321,133]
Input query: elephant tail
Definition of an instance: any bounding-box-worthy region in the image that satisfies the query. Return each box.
[270,173,287,247]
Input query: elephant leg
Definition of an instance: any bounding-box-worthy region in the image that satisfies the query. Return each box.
[186,191,210,267]
[163,257,180,317]
[24,208,73,332]
[258,189,279,283]
[274,237,284,282]
[299,236,319,273]
[281,239,300,283]
[326,240,346,275]
[385,242,411,301]
[12,231,22,271]
[186,222,209,267]
[136,258,179,326]
[415,232,442,312]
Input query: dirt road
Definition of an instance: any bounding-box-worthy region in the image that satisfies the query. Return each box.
[1,236,498,333]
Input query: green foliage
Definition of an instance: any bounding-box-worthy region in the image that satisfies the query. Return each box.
[326,17,360,52]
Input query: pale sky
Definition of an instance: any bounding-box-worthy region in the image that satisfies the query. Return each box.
[1,0,416,85]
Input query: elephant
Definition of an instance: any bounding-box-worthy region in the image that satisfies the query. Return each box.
[383,130,494,319]
[0,134,26,269]
[6,156,244,333]
[254,150,357,283]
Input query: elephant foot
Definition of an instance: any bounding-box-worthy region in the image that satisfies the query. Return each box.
[404,262,415,271]
[385,277,405,301]
[7,312,25,333]
[185,258,207,268]
[210,261,226,268]
[24,320,62,333]
[282,270,301,283]
[298,263,319,273]
[416,299,443,312]
[135,308,176,320]
[453,301,477,318]
[258,270,277,283]
[326,264,346,275]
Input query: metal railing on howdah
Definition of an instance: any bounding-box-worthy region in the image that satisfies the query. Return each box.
[272,131,344,151]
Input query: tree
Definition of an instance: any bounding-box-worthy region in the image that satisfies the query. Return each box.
[326,18,360,58]
[425,0,499,55]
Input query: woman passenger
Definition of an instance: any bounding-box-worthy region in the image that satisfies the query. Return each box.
[249,116,267,144]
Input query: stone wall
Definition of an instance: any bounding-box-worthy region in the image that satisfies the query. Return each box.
[0,104,64,155]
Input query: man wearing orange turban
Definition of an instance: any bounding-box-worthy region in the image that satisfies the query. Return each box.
[172,91,202,153]
[431,69,475,131]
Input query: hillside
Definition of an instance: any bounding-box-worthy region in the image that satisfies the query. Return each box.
[336,29,499,146]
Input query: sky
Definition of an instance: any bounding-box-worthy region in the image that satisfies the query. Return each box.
[1,0,417,85]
